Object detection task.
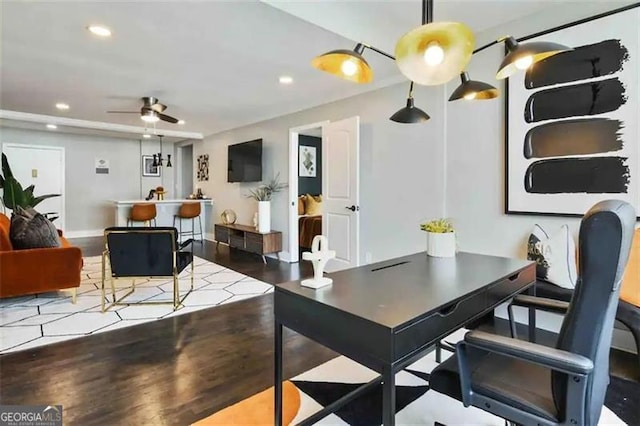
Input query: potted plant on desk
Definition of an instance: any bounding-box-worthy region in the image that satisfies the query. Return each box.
[246,173,287,233]
[420,218,456,257]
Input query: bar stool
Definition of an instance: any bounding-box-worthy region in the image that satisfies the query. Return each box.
[127,203,157,227]
[173,202,203,242]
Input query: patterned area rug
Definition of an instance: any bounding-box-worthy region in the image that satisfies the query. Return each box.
[0,255,273,353]
[197,328,637,425]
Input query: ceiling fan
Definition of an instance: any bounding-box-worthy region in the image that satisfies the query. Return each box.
[107,97,180,124]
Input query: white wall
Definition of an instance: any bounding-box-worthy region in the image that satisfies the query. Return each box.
[444,1,637,350]
[0,127,175,235]
[194,82,446,263]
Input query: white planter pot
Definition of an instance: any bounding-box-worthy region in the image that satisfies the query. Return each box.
[258,201,271,233]
[427,232,456,257]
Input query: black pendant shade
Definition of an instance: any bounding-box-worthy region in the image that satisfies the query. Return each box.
[449,72,498,101]
[496,36,571,79]
[390,83,430,123]
[311,43,373,84]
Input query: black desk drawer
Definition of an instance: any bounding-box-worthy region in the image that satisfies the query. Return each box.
[394,266,535,360]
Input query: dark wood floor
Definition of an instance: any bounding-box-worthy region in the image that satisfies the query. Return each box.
[1,237,637,425]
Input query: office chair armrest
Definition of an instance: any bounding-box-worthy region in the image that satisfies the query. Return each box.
[510,294,570,314]
[463,330,593,375]
[178,239,194,250]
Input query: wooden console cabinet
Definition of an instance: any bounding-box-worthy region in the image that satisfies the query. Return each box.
[214,223,282,263]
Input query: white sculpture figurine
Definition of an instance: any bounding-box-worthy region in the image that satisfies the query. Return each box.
[301,235,336,289]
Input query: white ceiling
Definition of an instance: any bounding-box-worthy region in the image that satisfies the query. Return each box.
[1,0,559,137]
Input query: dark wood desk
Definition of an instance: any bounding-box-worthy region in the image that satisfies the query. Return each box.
[274,251,535,425]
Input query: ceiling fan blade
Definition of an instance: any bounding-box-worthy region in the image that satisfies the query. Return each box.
[150,103,167,113]
[106,111,140,113]
[158,113,179,124]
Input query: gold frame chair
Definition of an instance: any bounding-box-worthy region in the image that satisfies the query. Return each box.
[101,228,194,312]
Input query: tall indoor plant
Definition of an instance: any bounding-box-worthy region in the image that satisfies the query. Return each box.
[246,173,287,233]
[420,218,456,257]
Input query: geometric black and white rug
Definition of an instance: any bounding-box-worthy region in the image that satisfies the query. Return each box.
[0,256,272,354]
[288,329,634,425]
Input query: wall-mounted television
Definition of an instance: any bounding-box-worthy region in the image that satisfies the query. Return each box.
[228,139,262,182]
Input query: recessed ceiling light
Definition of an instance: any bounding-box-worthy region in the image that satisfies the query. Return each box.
[87,25,112,37]
[55,102,70,110]
[177,120,185,125]
[279,75,294,84]
[143,134,151,139]
[46,124,57,130]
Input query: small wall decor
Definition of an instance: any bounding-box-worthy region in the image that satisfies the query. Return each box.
[506,5,639,217]
[299,146,317,177]
[95,158,109,174]
[142,155,161,177]
[197,154,209,181]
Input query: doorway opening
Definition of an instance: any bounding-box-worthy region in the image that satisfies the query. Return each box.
[288,116,360,270]
[176,143,194,198]
[1,143,66,230]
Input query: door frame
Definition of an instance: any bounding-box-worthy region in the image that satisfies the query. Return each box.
[1,143,66,231]
[288,121,329,263]
[175,140,194,198]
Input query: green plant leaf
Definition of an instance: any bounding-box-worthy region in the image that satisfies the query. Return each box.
[3,177,27,210]
[1,153,14,180]
[31,193,61,208]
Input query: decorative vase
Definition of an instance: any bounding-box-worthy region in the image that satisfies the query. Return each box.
[427,232,456,257]
[258,201,271,233]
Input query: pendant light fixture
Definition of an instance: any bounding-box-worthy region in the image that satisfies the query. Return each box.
[394,0,474,86]
[151,135,172,168]
[390,82,430,123]
[311,0,571,120]
[495,36,570,79]
[448,72,498,101]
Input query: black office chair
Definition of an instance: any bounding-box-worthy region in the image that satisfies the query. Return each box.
[102,227,194,312]
[429,200,635,426]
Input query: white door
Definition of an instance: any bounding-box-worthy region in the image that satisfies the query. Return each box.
[322,116,360,272]
[1,144,65,230]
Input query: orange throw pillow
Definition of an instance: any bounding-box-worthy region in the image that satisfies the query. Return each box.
[304,194,322,216]
[621,228,640,307]
[297,196,305,216]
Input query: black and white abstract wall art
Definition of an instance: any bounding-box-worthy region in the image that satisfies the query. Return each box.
[506,5,639,216]
[197,154,209,182]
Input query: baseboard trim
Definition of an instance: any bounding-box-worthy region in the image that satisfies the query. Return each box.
[65,230,104,239]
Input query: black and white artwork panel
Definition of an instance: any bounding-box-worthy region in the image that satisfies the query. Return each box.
[506,6,639,216]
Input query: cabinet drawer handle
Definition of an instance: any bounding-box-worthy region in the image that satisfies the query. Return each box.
[508,272,520,281]
[437,302,460,317]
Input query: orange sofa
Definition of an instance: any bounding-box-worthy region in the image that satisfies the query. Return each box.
[0,213,83,300]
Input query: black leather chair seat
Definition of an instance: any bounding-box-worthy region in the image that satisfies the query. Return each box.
[430,350,558,422]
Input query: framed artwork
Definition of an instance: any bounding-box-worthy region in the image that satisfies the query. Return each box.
[142,155,160,177]
[505,4,639,217]
[197,154,209,181]
[299,145,317,177]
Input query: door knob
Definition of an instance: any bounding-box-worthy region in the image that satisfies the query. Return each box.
[345,205,359,212]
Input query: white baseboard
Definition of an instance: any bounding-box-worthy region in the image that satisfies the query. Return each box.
[205,232,215,242]
[266,251,292,263]
[65,229,103,238]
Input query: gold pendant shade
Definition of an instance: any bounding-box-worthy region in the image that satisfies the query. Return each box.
[311,46,373,84]
[394,22,475,86]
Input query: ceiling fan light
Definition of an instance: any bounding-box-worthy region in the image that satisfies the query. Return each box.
[496,36,571,79]
[395,21,475,86]
[390,98,430,124]
[448,72,499,101]
[141,111,160,123]
[311,44,373,84]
